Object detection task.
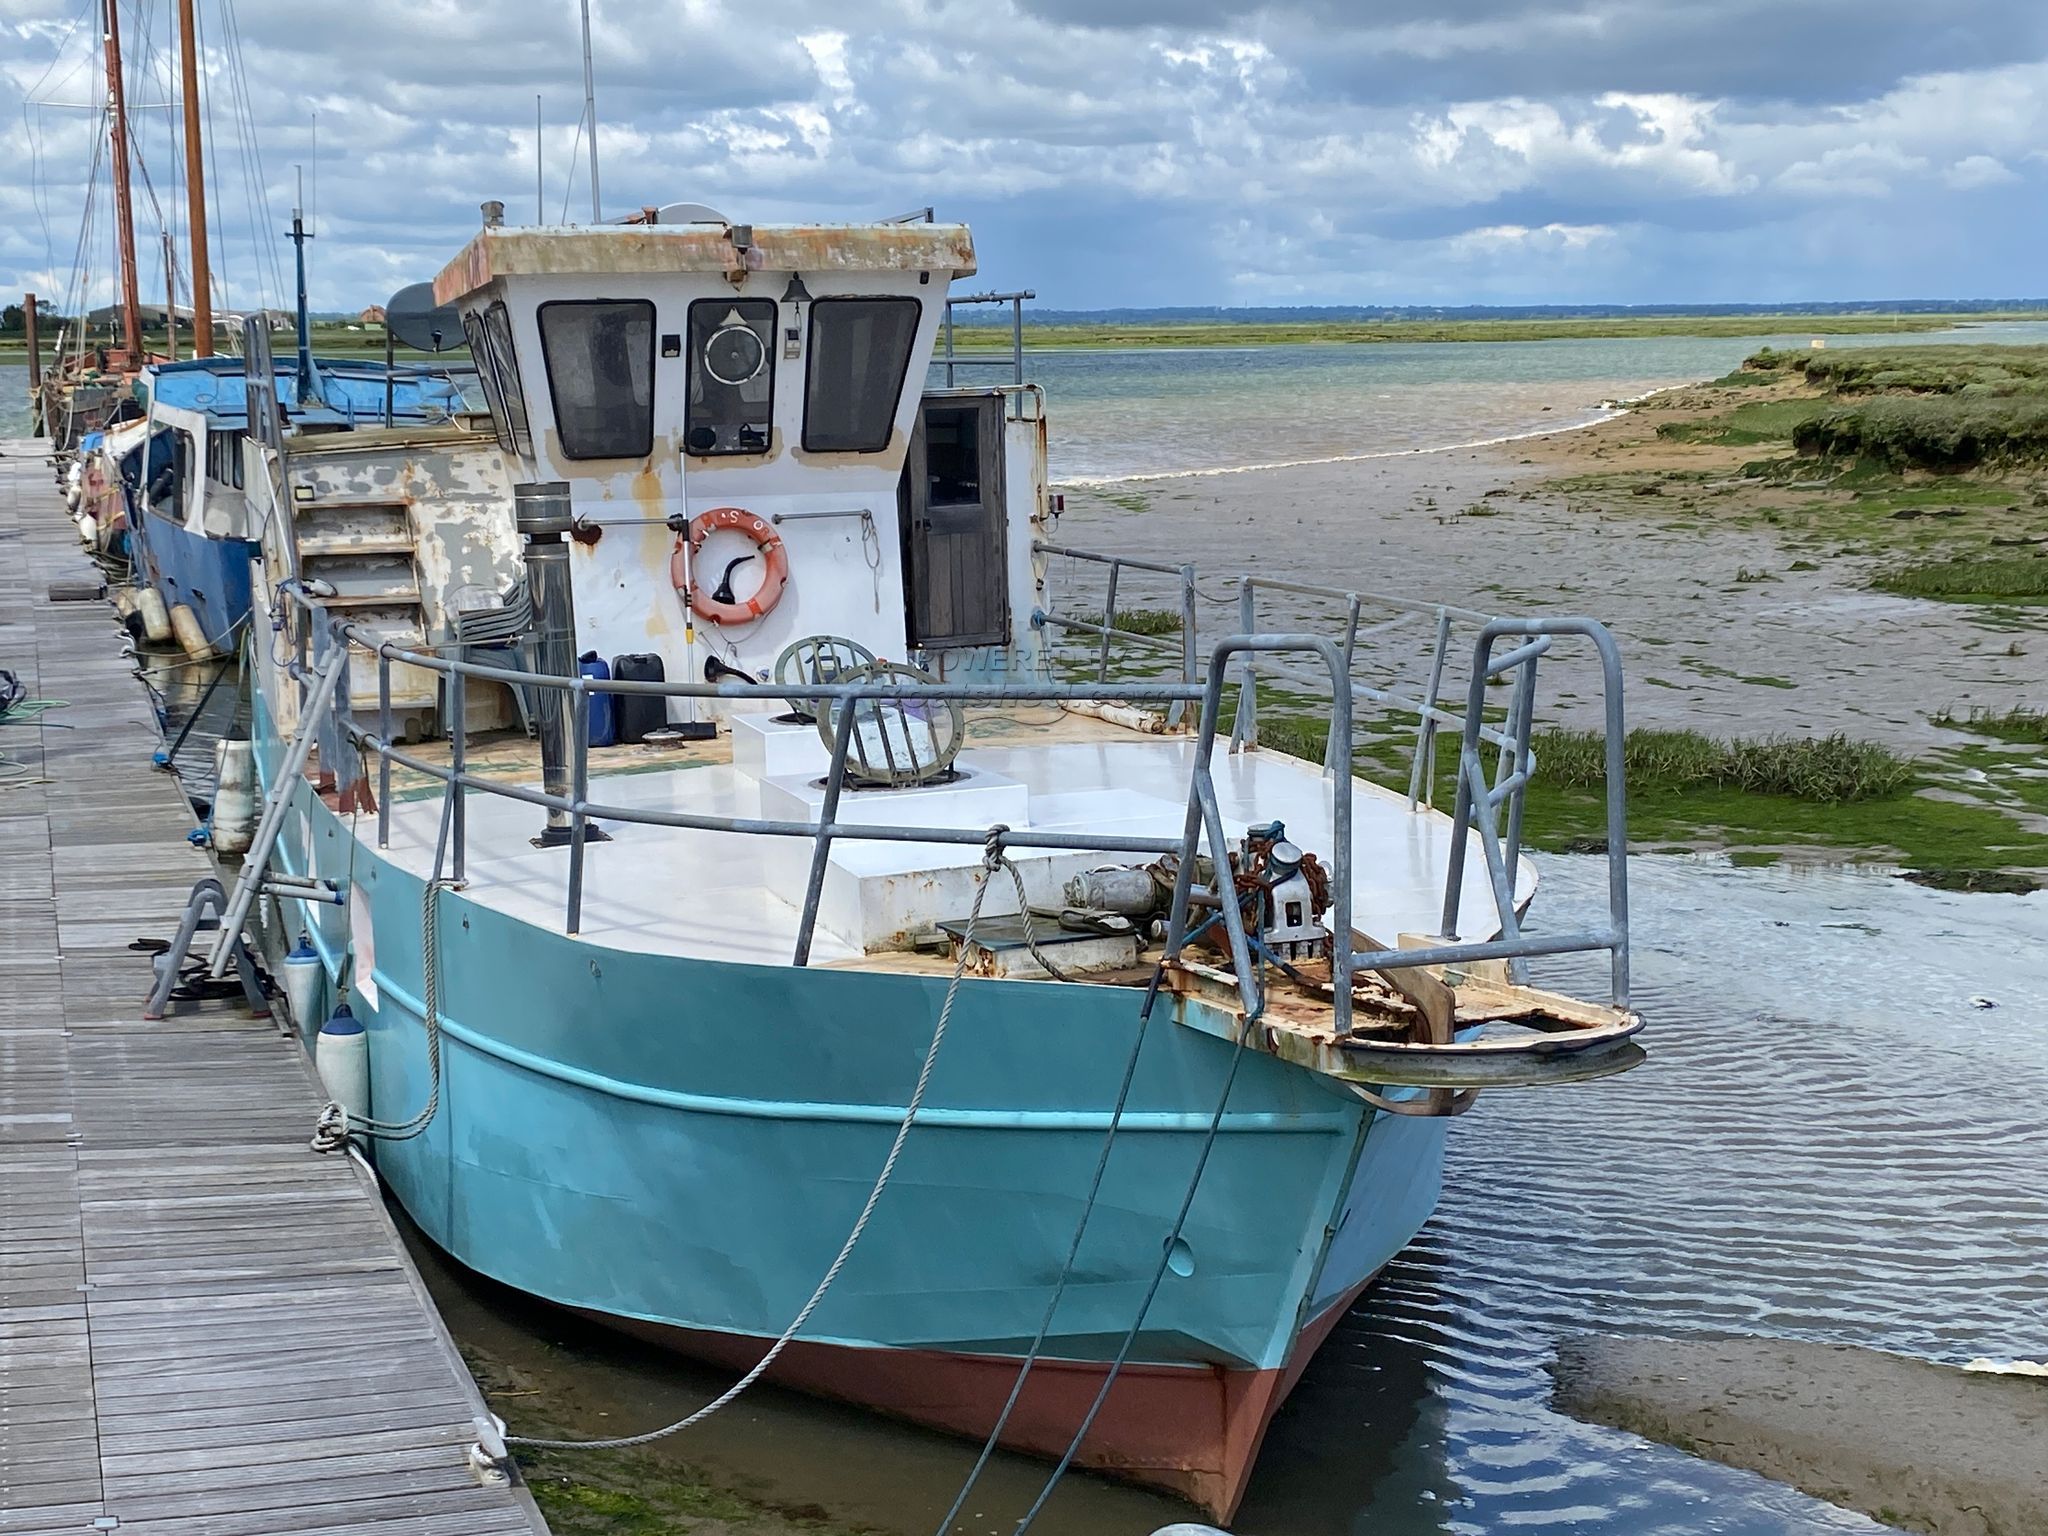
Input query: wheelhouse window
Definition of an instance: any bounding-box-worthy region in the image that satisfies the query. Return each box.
[802,297,921,453]
[539,299,655,461]
[469,302,533,458]
[685,298,775,456]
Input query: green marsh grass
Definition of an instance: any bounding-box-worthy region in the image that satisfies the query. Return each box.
[1530,728,1913,803]
[1873,553,2048,600]
[1111,607,1184,636]
[1932,704,2048,743]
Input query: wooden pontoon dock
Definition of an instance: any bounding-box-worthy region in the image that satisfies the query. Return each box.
[0,443,548,1536]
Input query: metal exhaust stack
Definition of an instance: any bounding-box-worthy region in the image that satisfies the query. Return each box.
[516,481,579,847]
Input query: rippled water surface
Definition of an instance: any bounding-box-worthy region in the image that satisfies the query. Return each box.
[423,856,2048,1535]
[12,318,2048,475]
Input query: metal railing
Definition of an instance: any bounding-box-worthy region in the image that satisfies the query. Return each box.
[246,587,1633,1023]
[1032,543,1521,804]
[1032,544,1632,1004]
[940,290,1036,388]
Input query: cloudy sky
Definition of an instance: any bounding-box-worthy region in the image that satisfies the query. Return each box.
[3,0,2045,314]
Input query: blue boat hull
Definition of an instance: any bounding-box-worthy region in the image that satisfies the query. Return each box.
[259,709,1447,1513]
[131,502,256,647]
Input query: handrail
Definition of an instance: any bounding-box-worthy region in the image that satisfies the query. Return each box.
[1031,540,1522,793]
[1442,617,1631,1008]
[276,581,1630,1015]
[1164,636,1354,1024]
[941,289,1035,387]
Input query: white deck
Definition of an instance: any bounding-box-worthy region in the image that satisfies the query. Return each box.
[369,716,1534,969]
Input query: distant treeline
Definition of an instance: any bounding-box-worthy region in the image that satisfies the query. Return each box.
[950,299,2048,327]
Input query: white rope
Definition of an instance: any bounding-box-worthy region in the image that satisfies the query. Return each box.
[312,864,453,1153]
[505,827,1013,1451]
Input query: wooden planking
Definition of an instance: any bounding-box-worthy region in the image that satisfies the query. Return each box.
[0,452,548,1535]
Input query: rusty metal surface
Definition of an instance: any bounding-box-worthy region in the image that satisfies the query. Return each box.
[1162,958,1643,1092]
[434,223,979,305]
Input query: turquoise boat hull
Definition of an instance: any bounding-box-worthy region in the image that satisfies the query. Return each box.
[260,714,1447,1515]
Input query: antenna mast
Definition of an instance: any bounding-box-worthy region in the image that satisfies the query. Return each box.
[290,165,320,406]
[579,0,601,221]
[102,0,144,363]
[176,0,213,355]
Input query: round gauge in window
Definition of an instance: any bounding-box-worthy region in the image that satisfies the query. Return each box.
[704,314,766,386]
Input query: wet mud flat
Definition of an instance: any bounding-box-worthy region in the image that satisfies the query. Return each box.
[1552,1335,2048,1536]
[1054,407,2042,756]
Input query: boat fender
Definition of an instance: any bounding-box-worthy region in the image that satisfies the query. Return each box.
[137,587,173,643]
[211,741,257,854]
[315,1002,370,1125]
[281,933,323,1030]
[110,587,147,641]
[168,602,214,660]
[669,507,789,625]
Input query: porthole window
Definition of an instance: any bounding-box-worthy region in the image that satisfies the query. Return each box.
[686,298,776,456]
[802,297,921,453]
[538,299,656,461]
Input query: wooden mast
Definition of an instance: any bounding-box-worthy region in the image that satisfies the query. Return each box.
[163,232,179,359]
[102,0,144,364]
[176,0,213,356]
[24,295,44,436]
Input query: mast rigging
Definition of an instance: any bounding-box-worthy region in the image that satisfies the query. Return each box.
[178,0,214,355]
[103,0,145,363]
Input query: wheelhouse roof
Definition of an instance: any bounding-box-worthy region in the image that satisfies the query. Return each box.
[432,222,977,307]
[139,355,471,429]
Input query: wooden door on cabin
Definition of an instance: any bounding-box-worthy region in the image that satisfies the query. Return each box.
[900,394,1009,649]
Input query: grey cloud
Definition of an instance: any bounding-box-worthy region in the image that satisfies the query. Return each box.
[2,0,2045,312]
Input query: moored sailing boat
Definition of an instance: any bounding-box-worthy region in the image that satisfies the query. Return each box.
[224,204,1644,1519]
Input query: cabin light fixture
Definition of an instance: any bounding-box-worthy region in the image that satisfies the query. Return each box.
[781,273,812,358]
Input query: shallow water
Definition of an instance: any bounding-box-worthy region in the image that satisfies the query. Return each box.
[11,318,2048,476]
[933,321,2048,481]
[420,856,2048,1535]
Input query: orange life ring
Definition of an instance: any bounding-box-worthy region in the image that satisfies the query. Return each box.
[668,506,789,624]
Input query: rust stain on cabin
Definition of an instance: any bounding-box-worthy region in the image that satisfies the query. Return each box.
[436,225,978,307]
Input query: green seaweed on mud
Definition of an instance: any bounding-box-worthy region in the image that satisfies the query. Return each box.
[1253,711,2048,878]
[1873,553,2048,601]
[1654,398,1827,447]
[460,1343,874,1536]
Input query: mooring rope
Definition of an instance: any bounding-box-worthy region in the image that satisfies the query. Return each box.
[1010,996,1257,1534]
[312,795,456,1152]
[930,961,1165,1534]
[503,824,1019,1451]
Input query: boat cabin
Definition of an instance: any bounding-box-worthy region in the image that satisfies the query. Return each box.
[431,214,1048,692]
